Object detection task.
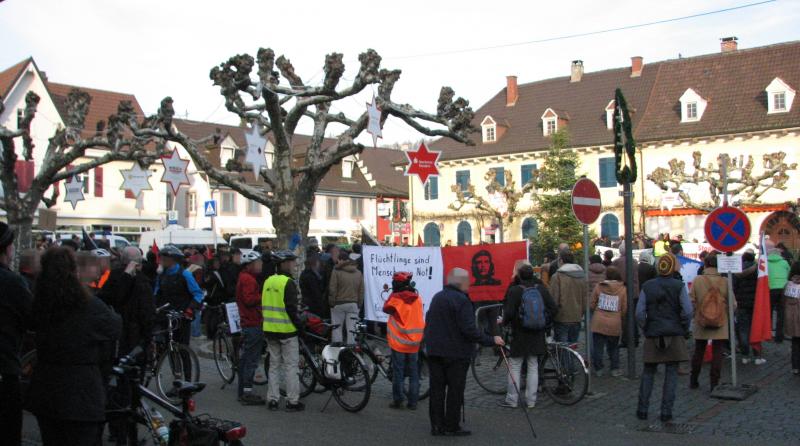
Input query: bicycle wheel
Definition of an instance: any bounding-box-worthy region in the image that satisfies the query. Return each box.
[471,345,507,394]
[332,349,371,412]
[298,353,316,398]
[541,345,588,406]
[359,344,383,384]
[213,332,236,384]
[155,343,201,404]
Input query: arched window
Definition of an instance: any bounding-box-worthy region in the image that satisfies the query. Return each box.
[521,218,538,240]
[601,214,620,239]
[457,221,472,246]
[423,222,441,247]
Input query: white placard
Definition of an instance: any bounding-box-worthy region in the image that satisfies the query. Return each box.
[717,255,743,274]
[597,293,620,312]
[225,302,242,334]
[377,202,391,217]
[363,246,444,323]
[785,282,800,299]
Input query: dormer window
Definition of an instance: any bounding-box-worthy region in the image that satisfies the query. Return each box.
[765,78,795,114]
[541,108,559,136]
[605,100,616,129]
[679,88,707,123]
[220,145,235,166]
[481,116,497,143]
[342,158,354,178]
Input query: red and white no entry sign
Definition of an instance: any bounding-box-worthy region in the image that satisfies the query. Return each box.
[571,178,602,225]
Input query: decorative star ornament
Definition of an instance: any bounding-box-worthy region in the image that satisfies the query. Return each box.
[160,149,190,195]
[64,175,85,210]
[120,162,153,198]
[404,142,441,185]
[244,123,268,177]
[366,95,382,148]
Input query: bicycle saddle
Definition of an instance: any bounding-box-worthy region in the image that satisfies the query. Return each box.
[172,380,206,398]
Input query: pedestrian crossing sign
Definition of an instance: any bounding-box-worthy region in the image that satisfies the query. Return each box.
[204,200,217,217]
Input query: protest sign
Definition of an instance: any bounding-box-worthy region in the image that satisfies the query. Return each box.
[363,245,443,322]
[677,255,703,290]
[225,302,242,334]
[442,241,528,302]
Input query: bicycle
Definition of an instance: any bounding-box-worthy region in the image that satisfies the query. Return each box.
[296,328,372,412]
[207,304,267,387]
[470,304,589,405]
[145,304,201,404]
[107,346,247,445]
[352,320,430,400]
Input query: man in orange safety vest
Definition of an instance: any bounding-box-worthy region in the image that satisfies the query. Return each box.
[383,271,425,410]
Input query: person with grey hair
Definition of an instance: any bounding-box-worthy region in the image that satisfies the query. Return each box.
[425,268,504,436]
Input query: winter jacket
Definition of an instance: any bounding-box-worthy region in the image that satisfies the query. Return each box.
[300,268,327,318]
[0,263,32,376]
[638,276,692,338]
[237,269,263,328]
[549,263,587,324]
[203,269,228,306]
[612,255,640,296]
[784,275,800,338]
[501,279,558,357]
[424,285,494,359]
[733,261,757,311]
[97,267,155,355]
[590,280,627,337]
[383,290,425,354]
[767,253,790,290]
[690,268,732,340]
[218,261,241,301]
[587,263,606,300]
[328,260,364,308]
[27,296,122,422]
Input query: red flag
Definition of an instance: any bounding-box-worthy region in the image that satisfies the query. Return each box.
[750,233,772,346]
[151,240,160,264]
[442,241,528,302]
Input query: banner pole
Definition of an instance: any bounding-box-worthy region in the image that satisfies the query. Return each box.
[583,224,592,393]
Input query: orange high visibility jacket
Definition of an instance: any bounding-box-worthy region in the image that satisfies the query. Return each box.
[383,290,425,353]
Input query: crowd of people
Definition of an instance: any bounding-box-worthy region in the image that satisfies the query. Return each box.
[2,219,799,444]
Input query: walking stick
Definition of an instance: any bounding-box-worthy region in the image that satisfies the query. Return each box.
[499,346,537,439]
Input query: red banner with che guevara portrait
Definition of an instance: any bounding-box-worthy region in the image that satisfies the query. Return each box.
[441,241,528,302]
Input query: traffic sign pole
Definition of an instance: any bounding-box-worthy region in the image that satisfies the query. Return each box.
[582,223,592,395]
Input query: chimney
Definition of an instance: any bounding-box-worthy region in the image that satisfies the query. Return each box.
[506,75,518,107]
[40,71,48,82]
[630,56,643,78]
[570,60,584,83]
[721,36,738,53]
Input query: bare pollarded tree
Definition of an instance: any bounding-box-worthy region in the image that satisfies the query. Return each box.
[142,48,475,248]
[0,89,166,263]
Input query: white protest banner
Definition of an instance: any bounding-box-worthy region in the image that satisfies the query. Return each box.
[225,302,242,334]
[363,245,443,323]
[717,255,743,274]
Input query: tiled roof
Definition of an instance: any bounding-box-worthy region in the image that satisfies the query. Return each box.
[433,40,800,160]
[173,118,247,148]
[47,82,145,137]
[0,58,32,101]
[358,147,409,198]
[635,41,800,142]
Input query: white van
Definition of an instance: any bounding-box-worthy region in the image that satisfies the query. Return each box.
[139,225,227,249]
[229,231,353,250]
[58,233,132,250]
[229,233,277,251]
[308,231,352,248]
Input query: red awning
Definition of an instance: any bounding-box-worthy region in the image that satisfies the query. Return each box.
[645,203,789,218]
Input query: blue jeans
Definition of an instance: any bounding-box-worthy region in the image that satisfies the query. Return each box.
[638,362,679,416]
[554,322,581,343]
[191,309,203,337]
[237,327,264,397]
[592,333,620,371]
[391,350,420,407]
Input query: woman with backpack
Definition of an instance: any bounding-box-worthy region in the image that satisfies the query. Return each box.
[497,265,557,409]
[689,253,731,391]
[590,266,627,377]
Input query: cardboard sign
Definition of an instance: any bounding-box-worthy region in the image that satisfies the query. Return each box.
[225,302,242,334]
[717,255,743,274]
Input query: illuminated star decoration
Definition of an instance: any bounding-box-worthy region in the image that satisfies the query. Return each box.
[64,175,85,210]
[244,123,268,177]
[160,149,190,195]
[120,162,153,198]
[404,142,441,185]
[366,95,382,148]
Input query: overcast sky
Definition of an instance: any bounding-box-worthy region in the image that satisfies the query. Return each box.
[2,0,799,145]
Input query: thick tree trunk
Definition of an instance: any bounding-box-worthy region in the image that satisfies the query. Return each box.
[269,186,315,277]
[6,210,33,271]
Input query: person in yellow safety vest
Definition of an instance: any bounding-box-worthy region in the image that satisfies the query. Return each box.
[262,249,305,412]
[383,272,426,410]
[654,233,669,258]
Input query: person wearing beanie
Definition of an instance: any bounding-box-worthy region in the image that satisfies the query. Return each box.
[0,223,33,445]
[636,253,693,423]
[383,272,425,410]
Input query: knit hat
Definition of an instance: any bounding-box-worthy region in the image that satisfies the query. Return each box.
[0,222,14,250]
[657,253,678,277]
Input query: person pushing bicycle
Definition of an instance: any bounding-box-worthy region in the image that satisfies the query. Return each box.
[383,272,425,410]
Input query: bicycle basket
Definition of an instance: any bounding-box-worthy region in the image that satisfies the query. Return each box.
[168,419,219,446]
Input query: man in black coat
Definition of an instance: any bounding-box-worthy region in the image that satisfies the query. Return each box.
[425,268,504,437]
[0,223,33,446]
[498,265,557,409]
